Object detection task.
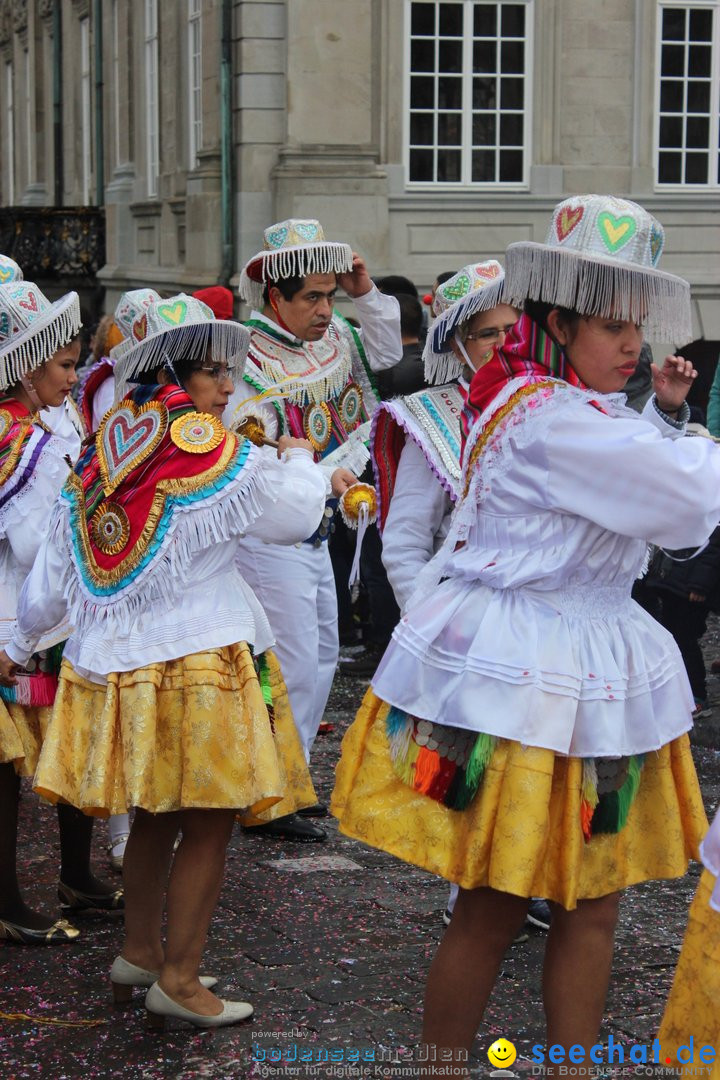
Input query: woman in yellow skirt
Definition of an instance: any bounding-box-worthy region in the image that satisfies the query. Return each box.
[657,807,720,1076]
[332,196,718,1070]
[0,292,326,1027]
[0,265,120,943]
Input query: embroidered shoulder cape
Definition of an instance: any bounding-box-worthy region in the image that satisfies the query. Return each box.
[53,383,270,630]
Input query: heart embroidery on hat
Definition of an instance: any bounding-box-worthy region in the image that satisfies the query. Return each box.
[266,226,289,250]
[0,267,13,283]
[597,213,636,254]
[157,301,187,326]
[133,314,148,341]
[649,224,664,267]
[475,264,500,281]
[98,401,168,495]
[555,204,584,242]
[19,292,39,313]
[443,274,471,302]
[294,222,319,242]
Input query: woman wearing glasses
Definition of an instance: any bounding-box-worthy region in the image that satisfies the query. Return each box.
[0,292,326,1028]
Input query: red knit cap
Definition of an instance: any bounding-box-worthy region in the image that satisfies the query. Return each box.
[192,286,234,320]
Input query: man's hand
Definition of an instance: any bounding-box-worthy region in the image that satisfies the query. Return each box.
[0,650,19,688]
[337,253,373,299]
[330,468,358,496]
[651,355,697,414]
[277,435,314,457]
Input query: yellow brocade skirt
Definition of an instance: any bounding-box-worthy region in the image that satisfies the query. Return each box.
[0,701,52,776]
[331,689,707,910]
[34,645,317,819]
[657,870,720,1077]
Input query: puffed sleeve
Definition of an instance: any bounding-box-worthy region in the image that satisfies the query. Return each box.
[382,438,452,611]
[351,286,402,371]
[5,528,69,666]
[241,447,327,544]
[538,403,720,549]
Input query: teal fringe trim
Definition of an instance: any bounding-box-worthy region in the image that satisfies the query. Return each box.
[592,754,645,834]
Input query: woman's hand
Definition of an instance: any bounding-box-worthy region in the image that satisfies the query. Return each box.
[0,650,19,688]
[276,435,314,458]
[651,355,697,414]
[331,468,358,496]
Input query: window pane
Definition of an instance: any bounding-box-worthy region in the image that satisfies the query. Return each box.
[500,40,524,73]
[474,5,496,36]
[472,112,496,145]
[410,112,435,145]
[501,4,525,37]
[688,45,712,77]
[684,151,708,183]
[438,76,462,108]
[439,2,463,36]
[472,148,495,181]
[473,76,497,108]
[411,39,435,71]
[411,2,435,36]
[660,80,684,112]
[500,77,523,108]
[658,151,682,183]
[689,8,713,41]
[662,7,686,41]
[437,149,461,181]
[499,148,523,181]
[660,43,685,77]
[687,80,710,112]
[659,114,683,147]
[439,40,463,72]
[473,40,496,72]
[438,112,462,145]
[500,112,523,145]
[410,147,434,181]
[686,115,709,149]
[411,76,435,108]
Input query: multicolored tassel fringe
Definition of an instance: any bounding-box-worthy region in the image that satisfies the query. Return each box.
[386,708,496,810]
[581,754,645,841]
[255,652,275,733]
[0,642,64,707]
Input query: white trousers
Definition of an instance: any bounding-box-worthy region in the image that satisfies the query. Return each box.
[235,536,339,760]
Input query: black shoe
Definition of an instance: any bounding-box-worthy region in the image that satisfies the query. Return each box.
[58,881,125,913]
[337,645,385,679]
[296,803,328,818]
[242,813,327,842]
[526,897,551,931]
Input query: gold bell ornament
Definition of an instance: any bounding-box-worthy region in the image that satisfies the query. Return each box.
[338,482,378,586]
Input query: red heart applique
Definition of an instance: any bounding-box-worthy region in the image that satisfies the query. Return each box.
[555,205,584,242]
[19,292,39,313]
[133,314,148,341]
[475,264,500,280]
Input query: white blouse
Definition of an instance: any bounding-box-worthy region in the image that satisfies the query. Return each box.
[7,447,326,683]
[372,381,720,758]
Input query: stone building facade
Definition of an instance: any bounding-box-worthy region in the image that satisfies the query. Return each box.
[0,0,718,345]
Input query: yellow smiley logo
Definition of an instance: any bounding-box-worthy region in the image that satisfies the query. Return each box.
[488,1039,517,1069]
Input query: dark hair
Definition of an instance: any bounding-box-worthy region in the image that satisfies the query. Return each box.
[374,275,419,299]
[262,275,307,305]
[134,351,210,386]
[396,292,424,339]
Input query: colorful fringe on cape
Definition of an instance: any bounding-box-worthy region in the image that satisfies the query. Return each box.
[0,642,65,707]
[386,708,646,837]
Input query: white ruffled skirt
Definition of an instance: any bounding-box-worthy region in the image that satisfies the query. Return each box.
[371,577,693,758]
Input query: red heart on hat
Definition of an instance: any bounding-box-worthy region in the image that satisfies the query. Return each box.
[19,292,39,312]
[555,205,584,242]
[133,314,148,341]
[475,264,500,279]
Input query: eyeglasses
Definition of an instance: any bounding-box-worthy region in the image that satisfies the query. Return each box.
[465,327,513,343]
[193,363,232,381]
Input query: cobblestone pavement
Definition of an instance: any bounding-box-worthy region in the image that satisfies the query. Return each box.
[2,626,720,1080]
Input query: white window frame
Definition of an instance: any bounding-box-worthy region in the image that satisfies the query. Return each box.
[403,0,533,189]
[145,0,160,197]
[80,16,92,204]
[654,0,720,189]
[24,48,33,187]
[188,0,202,169]
[5,61,13,204]
[112,0,121,166]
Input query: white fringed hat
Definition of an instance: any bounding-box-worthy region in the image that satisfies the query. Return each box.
[503,195,692,344]
[239,219,353,310]
[0,254,23,284]
[109,288,162,361]
[422,261,506,384]
[113,292,251,400]
[0,281,81,391]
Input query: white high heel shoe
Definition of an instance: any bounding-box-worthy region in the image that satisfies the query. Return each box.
[110,955,217,1005]
[145,982,253,1029]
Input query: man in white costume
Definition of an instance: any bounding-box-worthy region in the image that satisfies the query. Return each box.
[225,219,402,839]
